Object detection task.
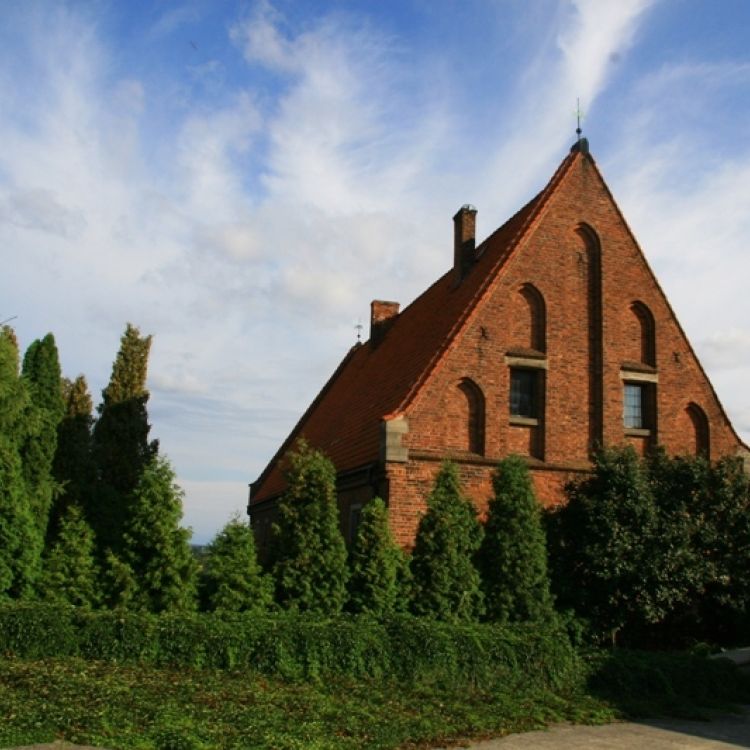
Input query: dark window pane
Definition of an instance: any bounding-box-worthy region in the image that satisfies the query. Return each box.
[623,383,643,428]
[510,369,537,418]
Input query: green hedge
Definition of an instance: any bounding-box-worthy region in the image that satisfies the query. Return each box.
[0,604,578,690]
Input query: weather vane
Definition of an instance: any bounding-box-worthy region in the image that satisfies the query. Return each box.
[355,318,363,343]
[575,98,584,141]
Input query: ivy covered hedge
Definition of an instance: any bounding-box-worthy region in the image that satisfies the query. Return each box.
[0,603,578,690]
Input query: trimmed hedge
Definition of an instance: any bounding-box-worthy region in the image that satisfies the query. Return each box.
[0,604,578,690]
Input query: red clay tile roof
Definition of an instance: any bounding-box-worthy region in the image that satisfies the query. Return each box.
[250,150,579,503]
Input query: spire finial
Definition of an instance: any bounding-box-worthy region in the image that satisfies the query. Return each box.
[575,98,584,141]
[355,318,363,343]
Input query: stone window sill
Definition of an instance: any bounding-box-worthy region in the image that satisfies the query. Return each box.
[624,428,651,437]
[509,416,539,427]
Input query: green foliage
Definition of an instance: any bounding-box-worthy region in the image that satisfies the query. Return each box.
[273,440,349,614]
[548,447,750,647]
[50,375,96,541]
[109,456,197,613]
[410,462,484,622]
[0,651,612,750]
[38,505,100,608]
[347,497,409,616]
[547,447,664,643]
[20,334,64,543]
[477,456,554,623]
[645,451,750,646]
[0,329,42,599]
[586,649,750,717]
[199,514,273,614]
[102,550,139,610]
[91,323,158,554]
[0,603,579,692]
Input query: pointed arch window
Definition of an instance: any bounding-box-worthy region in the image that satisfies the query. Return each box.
[631,301,656,367]
[519,283,546,353]
[687,403,710,459]
[458,378,485,455]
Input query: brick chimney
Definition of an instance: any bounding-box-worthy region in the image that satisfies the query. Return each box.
[370,300,400,346]
[453,204,477,284]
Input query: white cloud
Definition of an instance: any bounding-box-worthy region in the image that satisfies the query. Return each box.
[3,0,747,543]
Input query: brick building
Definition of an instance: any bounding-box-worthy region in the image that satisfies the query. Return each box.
[249,140,750,551]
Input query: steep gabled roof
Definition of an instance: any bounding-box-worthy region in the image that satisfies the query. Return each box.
[250,149,580,503]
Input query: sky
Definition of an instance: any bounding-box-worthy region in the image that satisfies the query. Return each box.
[2,0,750,543]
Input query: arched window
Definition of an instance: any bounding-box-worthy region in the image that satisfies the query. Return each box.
[631,301,656,366]
[519,283,546,352]
[687,403,710,459]
[458,378,485,455]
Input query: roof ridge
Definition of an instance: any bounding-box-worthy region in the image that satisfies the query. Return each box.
[394,150,579,415]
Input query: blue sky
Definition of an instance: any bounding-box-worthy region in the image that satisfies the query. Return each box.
[2,0,749,543]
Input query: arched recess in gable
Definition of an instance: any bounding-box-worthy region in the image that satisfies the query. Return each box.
[519,283,546,352]
[686,402,710,459]
[575,223,603,452]
[631,301,656,366]
[444,377,486,455]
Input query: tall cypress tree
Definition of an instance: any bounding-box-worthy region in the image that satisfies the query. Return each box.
[107,455,197,613]
[50,376,96,541]
[0,328,42,598]
[273,440,349,614]
[477,456,554,623]
[91,323,158,554]
[347,497,410,616]
[20,334,64,540]
[199,514,273,613]
[410,462,484,622]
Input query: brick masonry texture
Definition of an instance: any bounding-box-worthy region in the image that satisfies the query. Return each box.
[250,145,748,552]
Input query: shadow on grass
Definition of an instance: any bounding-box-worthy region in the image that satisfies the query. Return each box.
[584,649,750,748]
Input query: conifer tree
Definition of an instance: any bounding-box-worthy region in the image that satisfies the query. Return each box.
[102,550,139,610]
[91,323,158,554]
[410,462,484,622]
[20,334,64,541]
[38,505,100,608]
[477,456,554,623]
[199,514,273,613]
[273,440,348,614]
[347,497,409,616]
[0,328,43,598]
[50,376,96,540]
[108,455,197,612]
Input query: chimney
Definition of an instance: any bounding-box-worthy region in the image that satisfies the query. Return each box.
[370,300,400,346]
[453,204,477,284]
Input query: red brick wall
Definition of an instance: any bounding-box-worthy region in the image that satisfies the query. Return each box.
[386,154,743,544]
